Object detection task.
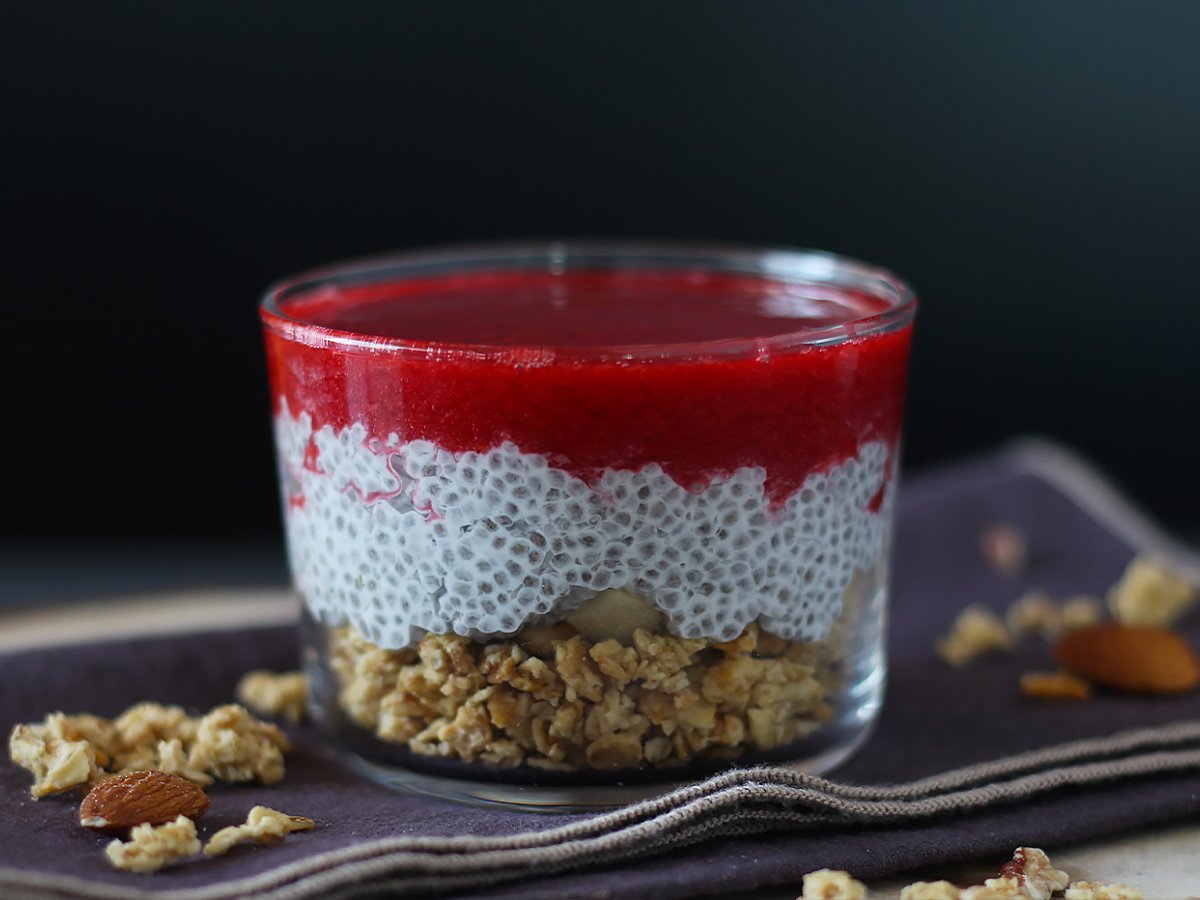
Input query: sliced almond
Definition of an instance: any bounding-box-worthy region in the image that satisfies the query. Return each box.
[1020,671,1091,701]
[1053,624,1200,695]
[80,770,210,835]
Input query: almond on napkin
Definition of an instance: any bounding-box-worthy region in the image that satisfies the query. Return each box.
[1053,624,1200,695]
[79,770,210,835]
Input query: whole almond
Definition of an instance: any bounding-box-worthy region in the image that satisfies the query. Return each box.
[1053,624,1200,694]
[79,770,210,835]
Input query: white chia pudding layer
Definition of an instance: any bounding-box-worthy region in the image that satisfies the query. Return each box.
[275,404,894,649]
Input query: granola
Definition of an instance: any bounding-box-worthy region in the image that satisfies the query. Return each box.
[999,847,1069,900]
[900,883,960,900]
[186,705,290,785]
[8,718,104,798]
[236,670,309,724]
[959,879,1027,899]
[330,615,837,771]
[936,606,1012,667]
[1108,555,1196,629]
[204,805,315,857]
[801,868,867,900]
[891,849,1146,900]
[105,814,201,873]
[8,703,291,797]
[1064,883,1144,900]
[1005,592,1102,642]
[1006,591,1062,638]
[1059,597,1103,632]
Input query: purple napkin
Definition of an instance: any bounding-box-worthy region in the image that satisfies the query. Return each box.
[2,440,1199,899]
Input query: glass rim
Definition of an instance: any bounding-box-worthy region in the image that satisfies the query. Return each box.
[260,240,917,363]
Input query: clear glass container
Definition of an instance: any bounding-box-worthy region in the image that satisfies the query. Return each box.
[261,241,916,809]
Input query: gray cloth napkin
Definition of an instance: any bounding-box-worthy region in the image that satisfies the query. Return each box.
[2,441,1199,899]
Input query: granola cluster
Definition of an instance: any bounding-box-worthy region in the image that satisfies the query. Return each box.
[938,592,1109,670]
[8,715,103,799]
[1107,556,1196,628]
[104,806,315,873]
[802,868,867,899]
[106,815,202,873]
[805,848,1141,899]
[997,847,1070,900]
[946,553,1196,671]
[1006,592,1103,639]
[8,703,290,798]
[936,605,1014,667]
[330,617,837,770]
[938,552,1200,704]
[205,805,316,857]
[1063,884,1143,900]
[959,878,1028,900]
[900,883,961,900]
[236,670,309,724]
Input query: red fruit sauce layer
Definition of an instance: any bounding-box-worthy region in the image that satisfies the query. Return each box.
[263,269,913,502]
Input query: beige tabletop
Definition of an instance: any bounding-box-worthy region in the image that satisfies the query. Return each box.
[2,588,1196,899]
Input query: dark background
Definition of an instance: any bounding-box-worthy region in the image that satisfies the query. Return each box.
[4,1,1199,559]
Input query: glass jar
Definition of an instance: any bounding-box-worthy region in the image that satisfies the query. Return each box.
[261,242,916,808]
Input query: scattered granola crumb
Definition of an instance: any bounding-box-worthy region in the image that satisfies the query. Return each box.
[8,703,291,797]
[1006,591,1062,638]
[801,868,867,899]
[7,720,102,798]
[155,737,214,786]
[937,605,1013,667]
[1005,592,1104,641]
[1108,555,1196,629]
[900,881,960,900]
[105,814,200,873]
[959,877,1027,899]
[1064,882,1144,900]
[1059,596,1103,632]
[186,705,291,785]
[236,671,309,724]
[980,525,1028,575]
[204,805,315,857]
[1019,671,1091,701]
[999,847,1069,900]
[113,703,194,755]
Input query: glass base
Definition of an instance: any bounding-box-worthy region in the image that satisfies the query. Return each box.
[342,719,877,812]
[319,662,884,812]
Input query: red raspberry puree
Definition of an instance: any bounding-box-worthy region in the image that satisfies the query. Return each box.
[263,269,913,503]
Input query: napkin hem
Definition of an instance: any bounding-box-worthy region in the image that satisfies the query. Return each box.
[5,719,1200,900]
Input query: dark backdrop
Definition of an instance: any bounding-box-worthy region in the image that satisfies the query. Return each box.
[5,0,1199,543]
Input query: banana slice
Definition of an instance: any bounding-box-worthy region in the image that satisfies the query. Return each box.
[566,589,665,644]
